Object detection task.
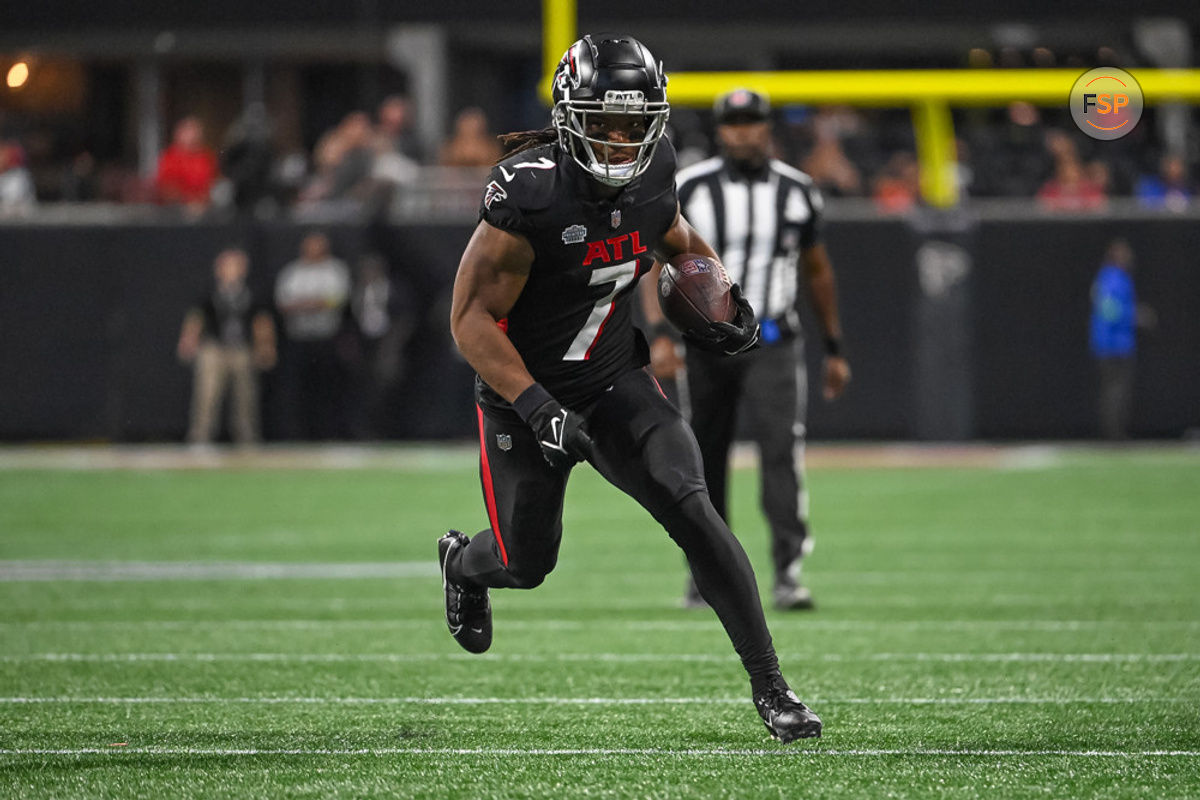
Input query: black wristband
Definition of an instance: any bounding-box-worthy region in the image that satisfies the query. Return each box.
[824,336,843,357]
[512,382,555,423]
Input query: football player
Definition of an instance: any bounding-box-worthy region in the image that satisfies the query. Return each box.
[440,32,821,742]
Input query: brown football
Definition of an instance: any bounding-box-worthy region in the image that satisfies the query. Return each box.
[658,253,734,338]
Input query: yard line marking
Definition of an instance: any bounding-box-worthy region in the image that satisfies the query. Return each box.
[0,443,478,472]
[0,696,1188,706]
[0,442,1092,472]
[0,561,437,582]
[5,652,1198,664]
[1,560,1189,583]
[1,747,1197,758]
[4,619,1196,632]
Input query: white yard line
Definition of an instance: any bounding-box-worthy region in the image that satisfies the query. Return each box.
[0,746,1196,758]
[0,696,1186,705]
[8,560,1191,583]
[0,442,1084,472]
[1,566,1190,583]
[3,619,1196,632]
[4,652,1196,664]
[0,444,478,472]
[0,561,437,581]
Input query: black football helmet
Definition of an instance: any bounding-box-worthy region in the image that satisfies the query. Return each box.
[551,33,670,187]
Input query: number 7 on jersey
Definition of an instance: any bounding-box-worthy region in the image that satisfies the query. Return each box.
[562,260,640,361]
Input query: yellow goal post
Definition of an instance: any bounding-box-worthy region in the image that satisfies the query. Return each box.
[540,0,1200,207]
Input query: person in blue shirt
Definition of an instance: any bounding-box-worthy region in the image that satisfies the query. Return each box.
[1089,239,1137,439]
[1134,155,1193,212]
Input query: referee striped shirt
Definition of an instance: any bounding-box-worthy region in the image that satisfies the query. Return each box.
[676,156,824,328]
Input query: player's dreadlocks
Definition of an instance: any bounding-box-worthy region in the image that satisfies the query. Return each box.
[496,128,558,161]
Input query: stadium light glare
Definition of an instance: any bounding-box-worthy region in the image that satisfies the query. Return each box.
[7,61,29,89]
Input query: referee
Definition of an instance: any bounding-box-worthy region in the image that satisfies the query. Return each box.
[648,88,851,610]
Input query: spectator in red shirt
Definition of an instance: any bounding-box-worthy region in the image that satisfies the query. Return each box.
[1036,158,1107,212]
[156,116,217,213]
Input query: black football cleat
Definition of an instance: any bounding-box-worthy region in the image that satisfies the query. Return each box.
[754,677,822,742]
[773,583,815,611]
[437,530,492,654]
[774,553,815,611]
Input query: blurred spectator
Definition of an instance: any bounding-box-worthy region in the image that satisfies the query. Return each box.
[438,107,501,167]
[800,107,865,197]
[1037,158,1107,211]
[177,248,276,445]
[953,138,975,197]
[668,107,710,169]
[961,105,1051,197]
[376,94,422,162]
[302,111,377,203]
[371,100,420,194]
[0,139,37,215]
[1085,160,1112,198]
[348,253,415,438]
[220,103,276,217]
[1043,128,1078,168]
[1089,239,1149,439]
[271,147,310,207]
[872,151,920,213]
[274,231,352,439]
[802,133,862,198]
[155,116,217,213]
[60,151,99,202]
[1135,154,1193,212]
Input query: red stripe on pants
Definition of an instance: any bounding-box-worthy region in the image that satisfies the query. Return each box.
[476,404,509,566]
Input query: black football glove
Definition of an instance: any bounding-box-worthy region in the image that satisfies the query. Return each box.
[512,383,593,471]
[683,283,760,356]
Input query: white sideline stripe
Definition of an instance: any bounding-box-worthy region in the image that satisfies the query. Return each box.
[0,561,436,582]
[0,444,479,472]
[4,619,1195,632]
[2,561,1191,583]
[0,747,1197,758]
[6,652,1198,664]
[0,696,1187,706]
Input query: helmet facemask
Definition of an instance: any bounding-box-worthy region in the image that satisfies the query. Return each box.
[554,91,670,187]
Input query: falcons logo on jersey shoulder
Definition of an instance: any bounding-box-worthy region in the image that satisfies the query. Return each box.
[483,180,507,210]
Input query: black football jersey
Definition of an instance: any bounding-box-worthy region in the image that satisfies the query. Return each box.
[477,139,679,409]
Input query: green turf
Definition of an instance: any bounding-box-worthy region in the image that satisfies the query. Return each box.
[1,446,1199,798]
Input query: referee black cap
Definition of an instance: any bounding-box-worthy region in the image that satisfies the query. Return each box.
[714,88,771,124]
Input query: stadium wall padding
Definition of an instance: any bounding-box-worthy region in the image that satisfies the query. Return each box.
[1,216,1196,441]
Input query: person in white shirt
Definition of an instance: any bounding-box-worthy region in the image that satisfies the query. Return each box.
[274,231,352,439]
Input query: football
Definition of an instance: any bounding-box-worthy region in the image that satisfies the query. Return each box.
[658,253,734,338]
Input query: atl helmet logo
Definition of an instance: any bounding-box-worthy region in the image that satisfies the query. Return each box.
[1070,68,1143,141]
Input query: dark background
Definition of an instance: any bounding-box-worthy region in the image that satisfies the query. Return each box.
[3,213,1195,442]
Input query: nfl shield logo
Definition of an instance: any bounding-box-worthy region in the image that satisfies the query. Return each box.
[496,434,512,452]
[610,208,621,229]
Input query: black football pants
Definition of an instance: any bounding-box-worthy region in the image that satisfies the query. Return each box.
[683,338,810,583]
[457,367,780,683]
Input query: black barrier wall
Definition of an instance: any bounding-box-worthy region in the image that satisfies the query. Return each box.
[1,214,1197,441]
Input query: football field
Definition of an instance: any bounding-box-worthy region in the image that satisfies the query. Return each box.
[1,444,1198,798]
